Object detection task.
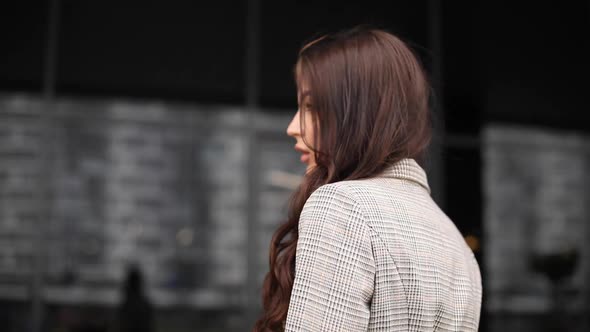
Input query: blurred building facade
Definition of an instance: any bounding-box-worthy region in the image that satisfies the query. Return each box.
[484,127,589,325]
[0,94,301,331]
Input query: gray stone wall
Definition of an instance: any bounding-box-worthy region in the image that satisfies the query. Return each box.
[9,96,588,318]
[0,94,304,309]
[484,126,590,313]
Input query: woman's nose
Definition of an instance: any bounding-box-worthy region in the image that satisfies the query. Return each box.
[286,110,301,137]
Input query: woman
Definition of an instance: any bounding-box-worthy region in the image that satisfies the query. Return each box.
[254,27,482,331]
[112,265,154,332]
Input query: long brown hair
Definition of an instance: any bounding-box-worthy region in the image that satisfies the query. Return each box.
[253,26,432,331]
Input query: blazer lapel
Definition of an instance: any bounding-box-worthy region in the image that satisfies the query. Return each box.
[376,158,431,194]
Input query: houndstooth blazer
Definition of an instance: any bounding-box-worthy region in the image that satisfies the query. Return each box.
[285,158,482,331]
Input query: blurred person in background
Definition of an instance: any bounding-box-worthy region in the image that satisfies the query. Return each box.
[254,26,482,331]
[111,265,154,332]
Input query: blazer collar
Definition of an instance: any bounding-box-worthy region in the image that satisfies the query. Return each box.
[376,158,431,194]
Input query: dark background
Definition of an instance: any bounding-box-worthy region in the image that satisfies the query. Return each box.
[3,2,589,127]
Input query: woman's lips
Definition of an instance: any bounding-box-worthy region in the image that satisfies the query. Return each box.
[300,153,310,163]
[294,145,310,164]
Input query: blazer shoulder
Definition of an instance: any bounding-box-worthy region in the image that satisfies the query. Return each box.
[302,182,367,222]
[306,181,364,206]
[307,180,382,204]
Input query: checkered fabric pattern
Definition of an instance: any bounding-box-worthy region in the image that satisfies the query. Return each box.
[285,159,482,331]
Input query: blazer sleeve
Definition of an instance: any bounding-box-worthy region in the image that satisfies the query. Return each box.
[285,184,376,332]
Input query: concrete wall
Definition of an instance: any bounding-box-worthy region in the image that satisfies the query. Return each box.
[484,125,590,313]
[0,94,304,309]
